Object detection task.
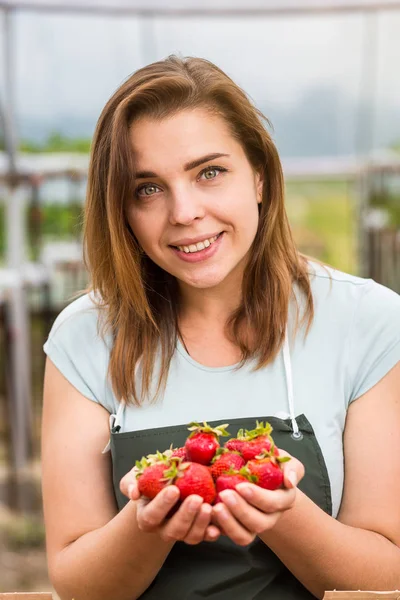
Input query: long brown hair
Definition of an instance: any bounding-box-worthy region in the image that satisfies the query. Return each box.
[84,55,314,406]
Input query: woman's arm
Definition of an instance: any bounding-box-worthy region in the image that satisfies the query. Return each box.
[42,358,214,600]
[236,361,400,598]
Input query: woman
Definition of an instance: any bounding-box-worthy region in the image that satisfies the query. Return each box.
[41,56,400,600]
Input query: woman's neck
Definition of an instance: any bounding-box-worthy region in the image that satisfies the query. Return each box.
[178,277,242,325]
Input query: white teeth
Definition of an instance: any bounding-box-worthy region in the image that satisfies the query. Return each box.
[177,234,220,253]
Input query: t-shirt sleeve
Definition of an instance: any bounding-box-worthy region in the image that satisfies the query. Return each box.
[348,280,400,404]
[43,295,114,412]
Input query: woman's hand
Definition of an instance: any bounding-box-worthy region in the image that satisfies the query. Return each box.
[120,472,221,545]
[212,450,305,546]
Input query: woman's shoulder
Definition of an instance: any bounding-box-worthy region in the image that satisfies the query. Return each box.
[43,292,113,404]
[307,259,372,288]
[306,259,400,311]
[47,292,108,341]
[44,291,113,372]
[305,260,399,404]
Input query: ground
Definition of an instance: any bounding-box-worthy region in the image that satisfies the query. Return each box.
[0,503,58,597]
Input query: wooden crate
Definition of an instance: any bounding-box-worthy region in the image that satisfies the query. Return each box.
[0,595,53,599]
[324,592,400,599]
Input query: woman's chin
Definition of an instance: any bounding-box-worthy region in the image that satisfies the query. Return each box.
[178,270,228,290]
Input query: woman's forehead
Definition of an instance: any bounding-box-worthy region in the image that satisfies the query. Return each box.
[129,109,243,171]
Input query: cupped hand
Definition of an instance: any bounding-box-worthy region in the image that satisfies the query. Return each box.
[120,471,221,545]
[212,449,305,546]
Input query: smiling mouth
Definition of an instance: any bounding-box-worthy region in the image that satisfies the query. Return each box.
[171,232,223,254]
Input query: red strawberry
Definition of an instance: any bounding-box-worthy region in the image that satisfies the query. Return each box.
[171,446,187,460]
[240,421,279,461]
[210,450,246,481]
[246,455,289,491]
[173,462,216,505]
[136,461,174,500]
[185,421,229,465]
[214,468,256,503]
[224,428,246,454]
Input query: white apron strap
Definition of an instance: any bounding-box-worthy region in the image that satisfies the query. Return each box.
[282,327,302,439]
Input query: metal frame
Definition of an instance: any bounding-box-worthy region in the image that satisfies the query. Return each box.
[0,0,400,512]
[1,0,400,16]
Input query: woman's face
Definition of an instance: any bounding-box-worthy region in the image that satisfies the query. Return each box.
[126,108,263,291]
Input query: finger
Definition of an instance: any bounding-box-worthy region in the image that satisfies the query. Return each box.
[210,511,227,537]
[276,450,305,489]
[219,490,280,534]
[160,495,204,542]
[204,524,222,542]
[137,486,180,532]
[282,457,305,490]
[120,471,140,500]
[213,503,256,547]
[184,503,213,545]
[235,483,296,513]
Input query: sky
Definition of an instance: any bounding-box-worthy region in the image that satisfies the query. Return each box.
[1,8,400,155]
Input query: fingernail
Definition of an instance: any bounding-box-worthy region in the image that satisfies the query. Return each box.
[217,507,228,520]
[128,484,135,498]
[165,487,178,501]
[209,528,219,539]
[236,484,253,499]
[188,497,202,511]
[288,471,297,487]
[220,490,236,506]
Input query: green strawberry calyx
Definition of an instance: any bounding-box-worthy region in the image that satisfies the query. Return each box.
[239,466,258,483]
[187,421,230,439]
[244,420,273,441]
[220,466,258,484]
[146,449,173,465]
[253,450,292,465]
[134,456,151,477]
[162,444,185,461]
[134,452,182,480]
[235,428,247,440]
[163,460,191,481]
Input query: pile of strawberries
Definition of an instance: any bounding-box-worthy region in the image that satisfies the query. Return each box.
[134,421,290,506]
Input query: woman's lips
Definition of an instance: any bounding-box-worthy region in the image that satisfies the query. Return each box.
[170,232,224,263]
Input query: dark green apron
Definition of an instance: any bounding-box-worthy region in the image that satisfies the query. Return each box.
[108,336,332,599]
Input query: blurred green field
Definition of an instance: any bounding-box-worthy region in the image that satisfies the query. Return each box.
[286,180,357,274]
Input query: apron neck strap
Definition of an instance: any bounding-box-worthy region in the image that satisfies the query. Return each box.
[103,330,300,452]
[113,400,126,430]
[102,400,126,454]
[283,327,300,438]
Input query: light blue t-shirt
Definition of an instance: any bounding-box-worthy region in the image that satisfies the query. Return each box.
[43,262,400,517]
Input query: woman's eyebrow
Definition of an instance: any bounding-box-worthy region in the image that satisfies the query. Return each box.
[183,152,230,172]
[134,153,230,179]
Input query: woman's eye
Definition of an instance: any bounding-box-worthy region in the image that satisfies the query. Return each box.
[199,166,226,181]
[136,184,161,197]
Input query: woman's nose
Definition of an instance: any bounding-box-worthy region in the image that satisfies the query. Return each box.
[168,188,205,226]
